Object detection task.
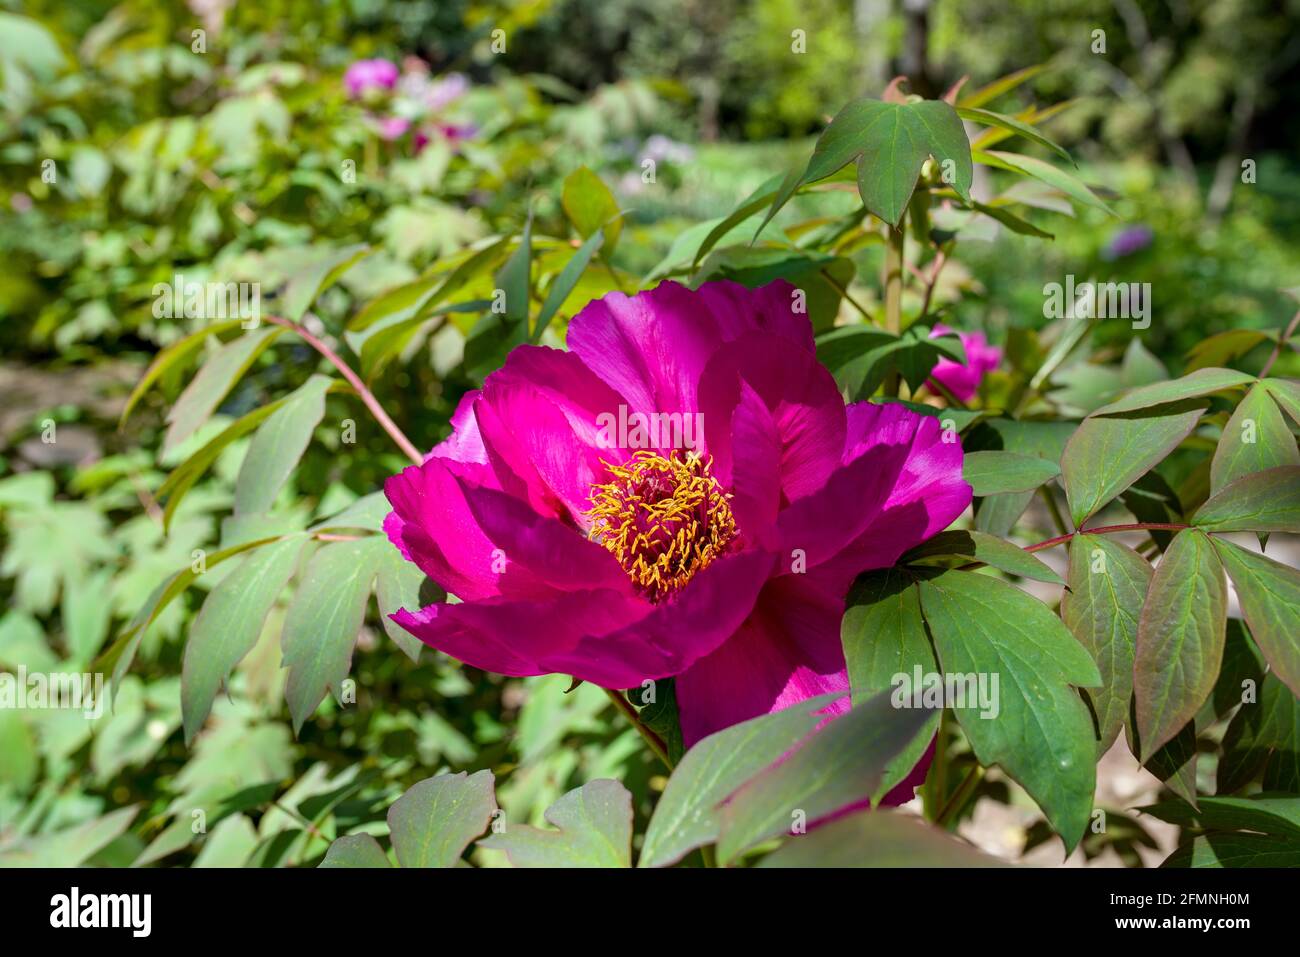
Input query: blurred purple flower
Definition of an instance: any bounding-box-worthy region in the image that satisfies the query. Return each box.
[928,324,1002,403]
[344,58,399,98]
[427,73,469,111]
[1102,224,1153,261]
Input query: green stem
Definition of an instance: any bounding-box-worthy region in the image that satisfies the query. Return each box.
[1023,522,1190,554]
[266,314,423,466]
[883,222,906,397]
[883,223,905,335]
[603,687,672,769]
[935,764,983,829]
[1038,485,1071,537]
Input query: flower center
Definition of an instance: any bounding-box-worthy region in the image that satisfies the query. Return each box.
[586,450,737,603]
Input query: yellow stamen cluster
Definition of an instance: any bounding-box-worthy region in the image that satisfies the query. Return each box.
[586,450,737,603]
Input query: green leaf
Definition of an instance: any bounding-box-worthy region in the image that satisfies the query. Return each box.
[842,570,939,802]
[0,806,139,868]
[852,100,973,226]
[1134,530,1227,760]
[957,107,1071,162]
[917,569,1101,850]
[1261,377,1300,427]
[1162,833,1300,868]
[1212,539,1300,697]
[757,810,1007,868]
[387,770,497,868]
[163,327,282,454]
[181,536,306,743]
[693,172,784,264]
[281,537,386,732]
[1141,794,1300,837]
[1187,330,1273,372]
[1192,466,1300,533]
[1061,534,1151,754]
[1092,367,1256,416]
[157,396,292,530]
[902,530,1063,584]
[1137,720,1200,808]
[119,319,247,427]
[280,244,371,323]
[974,150,1113,215]
[375,545,438,663]
[970,201,1055,239]
[561,166,622,251]
[714,689,933,865]
[357,299,488,378]
[233,374,332,515]
[531,228,604,343]
[494,218,532,326]
[319,833,391,868]
[347,238,509,332]
[1219,672,1300,793]
[96,535,288,695]
[479,779,632,868]
[957,65,1045,109]
[1061,403,1205,526]
[962,450,1061,496]
[638,694,835,868]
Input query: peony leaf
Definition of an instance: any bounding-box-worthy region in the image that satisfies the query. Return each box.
[639,693,836,868]
[842,569,940,802]
[1061,534,1151,755]
[757,809,1007,868]
[281,536,387,732]
[1212,539,1300,698]
[1133,530,1227,760]
[714,688,932,865]
[917,569,1100,852]
[233,374,333,515]
[1061,402,1205,526]
[479,779,631,868]
[163,327,282,454]
[962,450,1061,496]
[1192,466,1300,534]
[388,770,497,868]
[181,536,307,743]
[319,833,391,868]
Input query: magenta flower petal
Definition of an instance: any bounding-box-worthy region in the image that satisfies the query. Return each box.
[566,279,811,421]
[676,575,851,747]
[429,389,487,465]
[456,483,635,597]
[384,457,513,601]
[541,547,776,687]
[475,345,633,520]
[927,325,1001,402]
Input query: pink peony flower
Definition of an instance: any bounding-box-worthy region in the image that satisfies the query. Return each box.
[383,280,971,757]
[344,58,399,98]
[927,324,1002,403]
[374,116,411,140]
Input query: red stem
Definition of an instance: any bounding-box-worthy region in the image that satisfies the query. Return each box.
[265,315,423,466]
[1023,522,1190,554]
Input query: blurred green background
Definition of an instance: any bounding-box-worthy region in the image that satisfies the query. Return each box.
[2,0,1298,866]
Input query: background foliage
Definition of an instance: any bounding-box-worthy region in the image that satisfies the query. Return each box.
[2,0,1299,868]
